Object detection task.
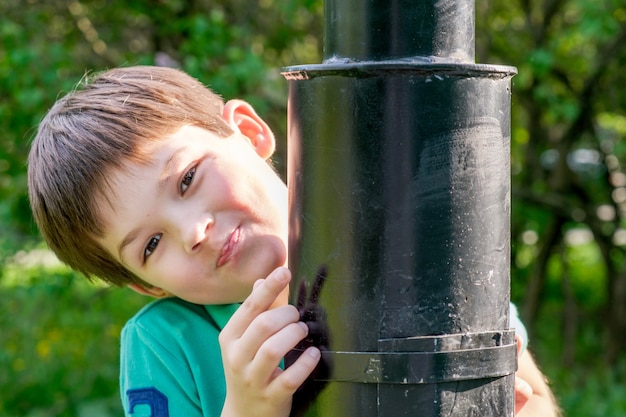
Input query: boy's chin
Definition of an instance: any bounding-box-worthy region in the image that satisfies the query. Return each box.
[241,240,287,278]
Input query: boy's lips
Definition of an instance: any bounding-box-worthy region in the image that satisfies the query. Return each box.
[216,226,241,268]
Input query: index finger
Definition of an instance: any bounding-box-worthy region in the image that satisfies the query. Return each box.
[221,266,292,340]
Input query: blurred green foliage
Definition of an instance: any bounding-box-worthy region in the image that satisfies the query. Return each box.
[1,0,625,416]
[0,257,149,417]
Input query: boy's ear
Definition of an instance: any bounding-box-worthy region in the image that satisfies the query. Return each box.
[222,99,275,160]
[127,283,170,298]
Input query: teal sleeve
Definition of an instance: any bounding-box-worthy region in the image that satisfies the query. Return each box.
[509,302,528,353]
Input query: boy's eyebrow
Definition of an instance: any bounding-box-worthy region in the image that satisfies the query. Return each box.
[158,148,185,193]
[118,229,141,261]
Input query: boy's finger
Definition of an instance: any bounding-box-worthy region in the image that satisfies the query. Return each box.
[514,376,533,413]
[269,346,321,395]
[234,306,301,363]
[246,320,308,377]
[221,267,291,340]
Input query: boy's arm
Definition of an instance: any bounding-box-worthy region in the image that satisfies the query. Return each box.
[219,267,321,417]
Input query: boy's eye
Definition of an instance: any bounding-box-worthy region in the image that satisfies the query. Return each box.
[143,234,162,262]
[180,166,196,194]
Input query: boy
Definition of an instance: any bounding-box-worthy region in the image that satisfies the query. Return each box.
[28,65,319,417]
[28,66,558,417]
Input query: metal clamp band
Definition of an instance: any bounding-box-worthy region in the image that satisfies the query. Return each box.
[317,330,517,384]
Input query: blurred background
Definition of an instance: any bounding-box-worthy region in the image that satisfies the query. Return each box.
[1,0,625,416]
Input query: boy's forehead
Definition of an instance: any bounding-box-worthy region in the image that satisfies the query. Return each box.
[121,130,185,169]
[94,147,161,212]
[96,127,196,205]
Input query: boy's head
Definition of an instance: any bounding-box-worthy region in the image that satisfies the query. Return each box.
[28,66,285,299]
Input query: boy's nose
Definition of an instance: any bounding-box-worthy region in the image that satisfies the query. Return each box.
[182,213,214,253]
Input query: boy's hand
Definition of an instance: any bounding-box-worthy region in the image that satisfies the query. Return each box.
[515,375,533,414]
[219,267,321,417]
[514,334,561,416]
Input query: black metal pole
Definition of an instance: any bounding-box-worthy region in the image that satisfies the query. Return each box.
[285,1,517,416]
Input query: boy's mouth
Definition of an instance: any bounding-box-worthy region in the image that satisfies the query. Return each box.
[216,226,240,268]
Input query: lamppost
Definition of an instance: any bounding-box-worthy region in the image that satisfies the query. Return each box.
[285,1,518,415]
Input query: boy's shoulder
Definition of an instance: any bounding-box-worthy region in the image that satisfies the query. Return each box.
[124,297,239,337]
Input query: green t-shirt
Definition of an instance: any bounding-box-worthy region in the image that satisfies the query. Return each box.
[120,297,239,417]
[119,298,527,417]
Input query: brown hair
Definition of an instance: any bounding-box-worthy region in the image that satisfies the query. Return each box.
[28,66,233,286]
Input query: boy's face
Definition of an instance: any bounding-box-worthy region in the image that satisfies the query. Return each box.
[97,114,287,305]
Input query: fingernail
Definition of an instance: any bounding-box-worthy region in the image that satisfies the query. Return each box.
[298,321,309,333]
[272,267,290,283]
[307,347,321,359]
